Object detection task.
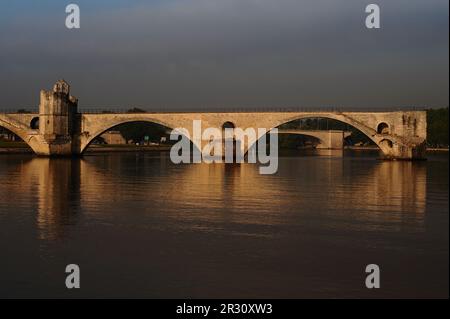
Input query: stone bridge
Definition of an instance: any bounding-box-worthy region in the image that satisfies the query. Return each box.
[0,80,427,159]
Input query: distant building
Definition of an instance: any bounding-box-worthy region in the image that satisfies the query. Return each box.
[100,131,127,145]
[0,130,19,141]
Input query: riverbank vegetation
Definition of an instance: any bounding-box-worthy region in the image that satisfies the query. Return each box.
[427,108,449,148]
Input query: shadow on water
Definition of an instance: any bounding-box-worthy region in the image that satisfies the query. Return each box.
[0,151,447,298]
[2,152,429,240]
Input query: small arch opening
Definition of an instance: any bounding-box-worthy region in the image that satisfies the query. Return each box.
[380,139,393,148]
[377,122,389,135]
[30,117,40,130]
[222,121,236,130]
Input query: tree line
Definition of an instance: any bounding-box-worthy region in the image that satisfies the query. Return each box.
[427,108,449,148]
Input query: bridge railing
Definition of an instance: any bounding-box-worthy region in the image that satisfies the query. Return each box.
[76,106,427,114]
[0,108,38,114]
[1,106,427,114]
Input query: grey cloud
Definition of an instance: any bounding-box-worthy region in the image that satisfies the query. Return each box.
[0,0,448,109]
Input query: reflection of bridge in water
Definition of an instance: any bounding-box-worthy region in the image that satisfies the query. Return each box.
[5,155,427,240]
[0,80,427,159]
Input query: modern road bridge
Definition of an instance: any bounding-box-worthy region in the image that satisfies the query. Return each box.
[274,130,352,149]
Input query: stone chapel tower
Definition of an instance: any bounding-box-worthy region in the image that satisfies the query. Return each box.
[39,79,78,142]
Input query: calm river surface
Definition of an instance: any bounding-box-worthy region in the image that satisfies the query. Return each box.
[0,150,448,298]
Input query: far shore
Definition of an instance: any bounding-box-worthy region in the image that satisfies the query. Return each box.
[426,148,450,152]
[85,144,172,153]
[0,143,172,155]
[0,143,448,155]
[345,146,449,152]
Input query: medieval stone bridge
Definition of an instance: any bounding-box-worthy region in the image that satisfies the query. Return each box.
[0,80,427,159]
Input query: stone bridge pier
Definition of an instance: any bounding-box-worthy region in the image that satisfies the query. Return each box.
[0,80,427,160]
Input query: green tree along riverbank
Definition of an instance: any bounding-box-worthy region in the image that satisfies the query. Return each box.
[427,108,449,148]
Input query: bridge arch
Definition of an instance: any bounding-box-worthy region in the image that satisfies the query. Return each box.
[0,117,41,154]
[79,118,199,154]
[246,113,401,157]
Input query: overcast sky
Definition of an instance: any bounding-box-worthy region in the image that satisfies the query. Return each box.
[0,0,448,110]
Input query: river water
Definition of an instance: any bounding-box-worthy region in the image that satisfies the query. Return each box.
[0,150,448,298]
